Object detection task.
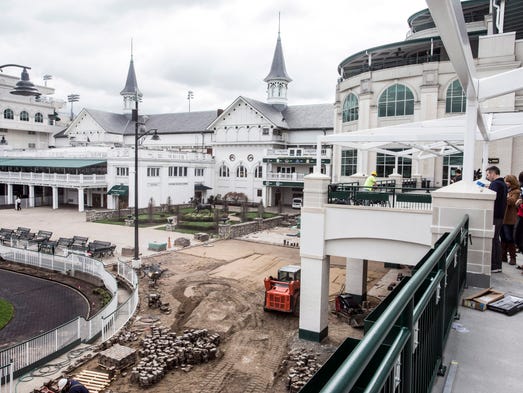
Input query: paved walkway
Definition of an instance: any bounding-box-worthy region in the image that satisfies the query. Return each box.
[0,206,196,260]
[0,269,89,349]
[431,264,523,393]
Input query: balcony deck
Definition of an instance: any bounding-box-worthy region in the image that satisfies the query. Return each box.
[431,264,523,393]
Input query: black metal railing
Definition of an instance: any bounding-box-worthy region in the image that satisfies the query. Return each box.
[328,181,434,210]
[301,215,469,393]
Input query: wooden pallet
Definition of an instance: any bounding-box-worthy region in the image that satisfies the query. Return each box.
[74,370,112,393]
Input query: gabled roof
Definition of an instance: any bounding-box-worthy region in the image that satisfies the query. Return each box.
[79,109,217,136]
[264,33,292,83]
[143,111,218,134]
[208,96,333,131]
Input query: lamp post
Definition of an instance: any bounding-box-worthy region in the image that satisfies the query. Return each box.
[0,64,41,97]
[132,96,159,265]
[67,94,80,121]
[187,90,194,112]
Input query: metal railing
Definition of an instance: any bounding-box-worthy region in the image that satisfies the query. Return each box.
[328,182,433,210]
[302,215,469,392]
[0,361,13,392]
[0,246,138,379]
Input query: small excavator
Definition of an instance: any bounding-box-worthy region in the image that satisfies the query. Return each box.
[263,265,301,315]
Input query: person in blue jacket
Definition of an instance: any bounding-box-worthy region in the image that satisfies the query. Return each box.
[58,378,89,393]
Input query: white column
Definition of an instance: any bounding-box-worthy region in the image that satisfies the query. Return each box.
[299,256,330,342]
[78,188,85,212]
[52,186,59,209]
[299,173,331,342]
[345,258,368,303]
[7,184,13,205]
[29,185,35,208]
[431,181,496,288]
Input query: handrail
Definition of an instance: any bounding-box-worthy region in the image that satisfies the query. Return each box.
[0,245,138,379]
[310,214,469,393]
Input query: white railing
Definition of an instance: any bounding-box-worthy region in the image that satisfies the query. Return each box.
[0,172,107,187]
[265,148,331,158]
[0,361,13,393]
[0,246,138,379]
[266,172,306,182]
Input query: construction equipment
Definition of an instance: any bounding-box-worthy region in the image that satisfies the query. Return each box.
[263,265,301,314]
[334,293,368,328]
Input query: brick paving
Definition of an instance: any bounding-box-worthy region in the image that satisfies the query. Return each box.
[0,269,89,349]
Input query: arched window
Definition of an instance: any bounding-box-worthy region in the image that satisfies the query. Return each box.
[20,111,29,121]
[378,84,414,117]
[236,164,247,178]
[342,93,359,122]
[35,112,43,123]
[219,164,230,178]
[3,109,13,120]
[446,79,466,113]
[254,165,263,178]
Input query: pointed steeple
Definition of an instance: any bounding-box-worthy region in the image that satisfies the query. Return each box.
[120,41,142,110]
[264,15,292,110]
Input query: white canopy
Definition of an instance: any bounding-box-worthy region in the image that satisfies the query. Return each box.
[318,111,523,160]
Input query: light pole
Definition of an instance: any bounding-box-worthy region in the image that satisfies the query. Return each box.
[132,96,159,265]
[187,90,194,112]
[67,94,80,121]
[0,64,41,97]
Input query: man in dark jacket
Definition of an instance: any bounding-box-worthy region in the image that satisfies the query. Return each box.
[486,166,507,272]
[58,378,89,393]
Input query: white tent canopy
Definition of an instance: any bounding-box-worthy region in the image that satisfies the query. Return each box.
[317,111,523,161]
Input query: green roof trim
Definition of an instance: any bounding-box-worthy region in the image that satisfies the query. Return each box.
[107,185,129,196]
[0,158,107,169]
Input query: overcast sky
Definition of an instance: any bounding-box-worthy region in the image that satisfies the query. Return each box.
[2,0,429,116]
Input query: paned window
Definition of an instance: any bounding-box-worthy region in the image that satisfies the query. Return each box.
[20,111,29,121]
[254,166,263,178]
[219,164,230,177]
[236,165,247,178]
[169,166,188,177]
[4,109,13,120]
[341,149,357,176]
[147,167,160,177]
[116,167,129,176]
[342,93,359,122]
[35,113,43,123]
[195,168,204,177]
[378,84,414,117]
[446,79,466,113]
[376,149,412,177]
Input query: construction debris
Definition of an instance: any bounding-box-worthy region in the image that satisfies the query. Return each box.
[74,370,112,393]
[284,349,322,393]
[147,293,171,313]
[130,326,221,387]
[98,344,137,371]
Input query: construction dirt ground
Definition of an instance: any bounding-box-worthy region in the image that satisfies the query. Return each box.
[0,209,406,393]
[88,238,401,393]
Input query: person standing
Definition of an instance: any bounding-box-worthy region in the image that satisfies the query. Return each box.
[501,175,520,265]
[486,166,507,273]
[15,196,21,211]
[515,171,523,266]
[364,171,378,191]
[451,168,462,183]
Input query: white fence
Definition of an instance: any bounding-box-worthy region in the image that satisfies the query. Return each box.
[0,172,107,187]
[0,246,138,379]
[0,362,13,393]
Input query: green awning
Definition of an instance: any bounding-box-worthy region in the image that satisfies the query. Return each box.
[107,185,129,196]
[0,158,106,168]
[195,184,212,191]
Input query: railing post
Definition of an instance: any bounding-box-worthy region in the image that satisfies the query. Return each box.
[437,253,447,376]
[403,299,414,393]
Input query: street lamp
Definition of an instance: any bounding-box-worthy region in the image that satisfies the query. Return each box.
[0,64,41,97]
[187,90,194,112]
[67,94,80,120]
[132,97,159,265]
